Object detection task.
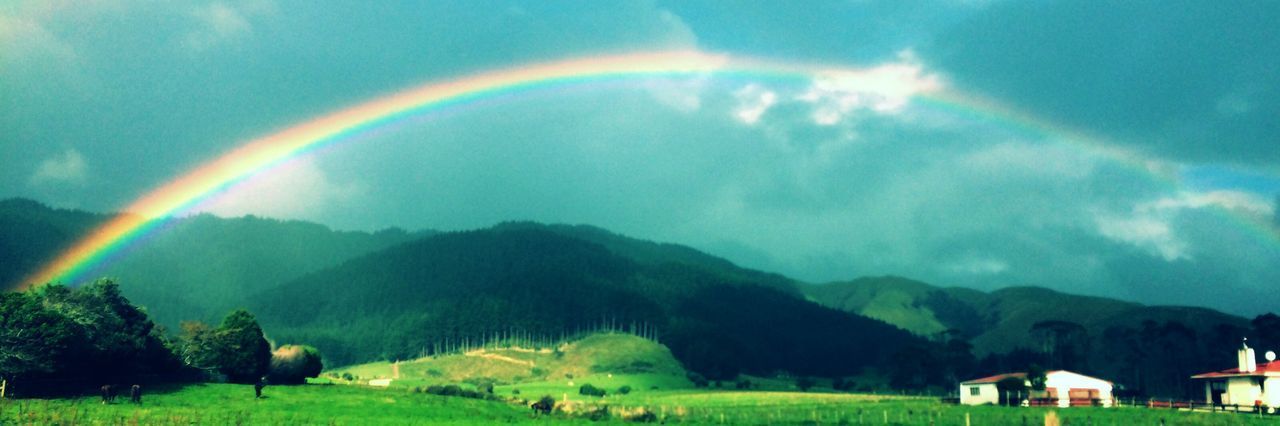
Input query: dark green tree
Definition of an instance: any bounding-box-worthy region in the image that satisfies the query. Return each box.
[995,376,1027,406]
[212,310,272,383]
[1026,364,1047,391]
[0,291,79,379]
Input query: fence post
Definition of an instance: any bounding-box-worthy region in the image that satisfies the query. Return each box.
[1,379,5,399]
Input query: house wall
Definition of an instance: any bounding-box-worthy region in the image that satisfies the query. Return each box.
[959,383,1000,405]
[1265,377,1280,408]
[1044,371,1113,407]
[1225,377,1260,407]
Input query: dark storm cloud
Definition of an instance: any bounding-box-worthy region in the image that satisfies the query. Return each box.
[929,0,1280,166]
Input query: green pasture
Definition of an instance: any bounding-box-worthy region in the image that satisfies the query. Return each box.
[0,383,537,425]
[3,383,1277,425]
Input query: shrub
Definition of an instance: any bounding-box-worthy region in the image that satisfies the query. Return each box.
[735,379,752,389]
[686,372,708,388]
[626,409,658,423]
[341,372,354,381]
[583,405,610,421]
[579,383,607,397]
[531,395,556,415]
[267,345,324,385]
[617,385,632,395]
[796,376,816,392]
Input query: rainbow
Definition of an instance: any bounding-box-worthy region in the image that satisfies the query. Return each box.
[16,50,1276,290]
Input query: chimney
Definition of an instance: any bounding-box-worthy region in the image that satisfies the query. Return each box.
[1238,338,1258,373]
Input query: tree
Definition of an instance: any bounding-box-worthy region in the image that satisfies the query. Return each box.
[995,376,1027,406]
[1026,364,1047,391]
[1030,320,1088,370]
[795,376,816,392]
[1251,313,1280,351]
[267,345,323,385]
[0,291,79,379]
[211,310,272,383]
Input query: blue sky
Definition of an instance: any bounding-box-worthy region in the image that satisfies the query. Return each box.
[3,0,1278,315]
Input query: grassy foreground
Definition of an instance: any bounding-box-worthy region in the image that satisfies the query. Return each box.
[3,382,1275,425]
[0,383,539,425]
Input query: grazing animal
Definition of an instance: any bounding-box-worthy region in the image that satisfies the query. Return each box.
[530,396,555,415]
[130,384,141,404]
[100,385,115,404]
[254,378,266,399]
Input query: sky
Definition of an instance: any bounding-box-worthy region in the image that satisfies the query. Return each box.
[3,0,1279,316]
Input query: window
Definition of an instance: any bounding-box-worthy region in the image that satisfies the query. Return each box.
[970,386,981,396]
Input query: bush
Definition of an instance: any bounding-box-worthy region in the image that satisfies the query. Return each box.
[531,395,556,415]
[796,376,816,392]
[341,372,354,381]
[583,405,610,421]
[735,379,752,389]
[626,409,658,423]
[579,383,607,397]
[617,385,632,395]
[267,345,323,385]
[686,372,709,388]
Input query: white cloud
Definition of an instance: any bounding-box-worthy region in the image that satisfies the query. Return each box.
[944,257,1010,275]
[1090,189,1273,262]
[183,1,274,50]
[1094,213,1187,261]
[191,158,363,222]
[796,51,942,125]
[1149,190,1274,216]
[30,148,88,185]
[733,84,777,125]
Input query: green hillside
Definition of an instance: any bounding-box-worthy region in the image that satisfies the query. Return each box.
[330,333,688,391]
[0,198,111,289]
[0,198,429,327]
[805,276,1256,397]
[803,276,984,338]
[251,225,923,378]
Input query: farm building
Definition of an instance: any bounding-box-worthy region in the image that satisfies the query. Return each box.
[1190,340,1279,409]
[959,370,1114,407]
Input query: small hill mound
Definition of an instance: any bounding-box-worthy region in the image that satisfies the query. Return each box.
[329,332,684,387]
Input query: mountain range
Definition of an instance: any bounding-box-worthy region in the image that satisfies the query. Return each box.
[1,198,1266,395]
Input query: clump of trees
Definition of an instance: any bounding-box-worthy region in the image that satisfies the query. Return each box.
[578,383,607,397]
[267,345,323,385]
[178,309,272,384]
[0,279,320,396]
[0,280,184,396]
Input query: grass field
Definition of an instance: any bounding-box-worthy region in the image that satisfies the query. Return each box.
[3,382,1277,425]
[0,383,538,425]
[7,331,1273,425]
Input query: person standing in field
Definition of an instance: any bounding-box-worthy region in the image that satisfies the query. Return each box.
[254,377,266,398]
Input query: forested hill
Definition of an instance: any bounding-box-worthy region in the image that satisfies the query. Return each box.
[0,198,112,289]
[0,198,429,327]
[249,225,923,377]
[805,276,1263,397]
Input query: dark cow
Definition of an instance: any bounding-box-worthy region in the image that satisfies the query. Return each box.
[530,396,555,415]
[130,384,141,404]
[100,385,115,404]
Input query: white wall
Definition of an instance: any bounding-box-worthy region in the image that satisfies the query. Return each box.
[960,383,1000,405]
[1264,377,1280,408]
[1044,371,1113,407]
[1225,377,1260,407]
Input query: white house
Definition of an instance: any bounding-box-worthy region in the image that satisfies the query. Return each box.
[960,370,1114,407]
[1190,340,1280,410]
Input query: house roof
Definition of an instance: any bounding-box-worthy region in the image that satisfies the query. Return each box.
[961,370,1112,385]
[961,372,1027,385]
[1191,361,1280,379]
